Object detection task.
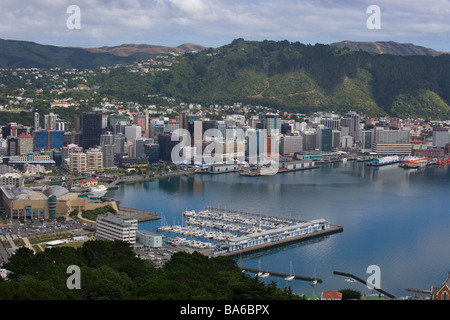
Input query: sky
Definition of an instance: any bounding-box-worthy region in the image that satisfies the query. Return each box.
[1,0,450,51]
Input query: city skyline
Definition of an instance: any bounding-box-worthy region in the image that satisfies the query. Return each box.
[1,0,450,52]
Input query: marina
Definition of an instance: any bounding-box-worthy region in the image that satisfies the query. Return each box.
[114,161,450,298]
[156,207,343,258]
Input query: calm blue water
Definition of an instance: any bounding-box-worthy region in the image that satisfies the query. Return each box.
[106,161,450,298]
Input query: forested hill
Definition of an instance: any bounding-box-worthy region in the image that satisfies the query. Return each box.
[152,39,450,119]
[330,40,446,57]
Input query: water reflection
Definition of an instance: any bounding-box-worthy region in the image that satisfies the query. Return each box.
[109,162,450,298]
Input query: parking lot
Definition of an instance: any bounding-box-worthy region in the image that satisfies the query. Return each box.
[0,219,84,241]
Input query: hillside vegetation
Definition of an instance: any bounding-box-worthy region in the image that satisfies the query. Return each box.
[150,39,450,119]
[0,240,300,300]
[2,38,450,119]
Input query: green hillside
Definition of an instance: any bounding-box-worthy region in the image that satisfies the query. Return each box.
[1,38,450,119]
[151,39,450,119]
[0,39,134,69]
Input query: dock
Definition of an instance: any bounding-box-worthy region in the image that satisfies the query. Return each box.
[218,225,343,258]
[117,206,160,222]
[239,266,322,283]
[239,165,319,176]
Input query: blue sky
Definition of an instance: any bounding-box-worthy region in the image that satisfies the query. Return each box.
[1,0,450,51]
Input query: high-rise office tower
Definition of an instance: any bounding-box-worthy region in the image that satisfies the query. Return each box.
[80,111,102,150]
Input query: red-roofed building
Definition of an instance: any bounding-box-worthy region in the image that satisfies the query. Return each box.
[321,291,342,300]
[431,271,450,300]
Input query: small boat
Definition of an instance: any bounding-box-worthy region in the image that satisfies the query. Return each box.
[345,278,356,283]
[311,268,318,286]
[260,272,270,278]
[285,261,295,281]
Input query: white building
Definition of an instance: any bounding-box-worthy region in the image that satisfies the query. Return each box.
[136,230,163,248]
[125,124,142,145]
[96,215,138,245]
[0,173,23,187]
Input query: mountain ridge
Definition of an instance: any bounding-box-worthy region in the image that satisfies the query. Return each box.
[330,40,447,56]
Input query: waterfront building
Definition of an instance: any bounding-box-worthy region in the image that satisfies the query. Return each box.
[219,219,331,253]
[0,185,117,220]
[280,135,303,156]
[0,186,48,220]
[361,130,373,153]
[316,126,332,152]
[341,135,353,149]
[136,230,163,248]
[302,131,317,151]
[432,128,450,149]
[332,130,341,149]
[96,215,138,245]
[372,129,411,155]
[208,163,240,173]
[280,160,315,170]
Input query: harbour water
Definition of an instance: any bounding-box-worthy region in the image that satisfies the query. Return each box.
[106,161,450,298]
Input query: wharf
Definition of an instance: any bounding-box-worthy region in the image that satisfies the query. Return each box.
[333,270,396,299]
[239,165,319,176]
[217,225,343,258]
[239,266,322,283]
[118,206,160,222]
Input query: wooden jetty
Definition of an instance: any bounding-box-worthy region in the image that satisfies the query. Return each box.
[333,270,396,299]
[240,267,322,283]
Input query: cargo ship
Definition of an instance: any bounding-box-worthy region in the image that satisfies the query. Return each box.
[399,156,428,168]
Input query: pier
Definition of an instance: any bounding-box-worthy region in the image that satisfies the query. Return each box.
[239,266,322,283]
[117,206,160,222]
[333,270,396,299]
[218,225,343,258]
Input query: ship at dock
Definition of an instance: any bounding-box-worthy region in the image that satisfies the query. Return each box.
[367,156,400,166]
[399,156,428,168]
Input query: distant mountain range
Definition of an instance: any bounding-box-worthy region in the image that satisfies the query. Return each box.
[0,38,208,69]
[76,43,208,57]
[1,38,450,119]
[330,40,447,57]
[0,38,446,70]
